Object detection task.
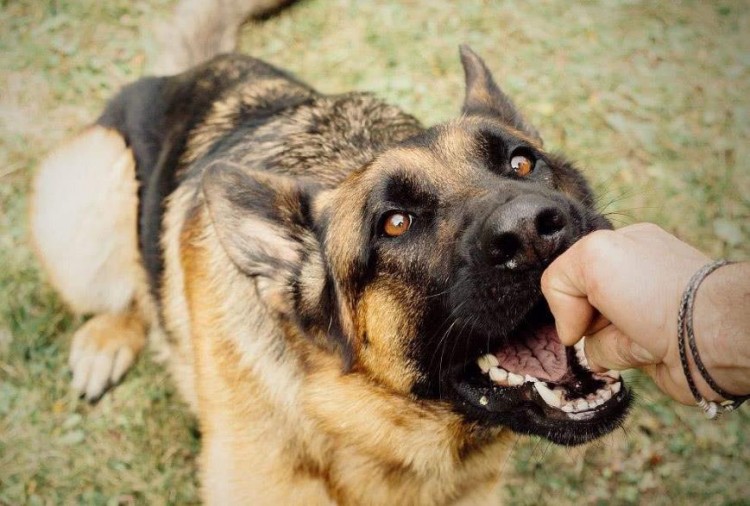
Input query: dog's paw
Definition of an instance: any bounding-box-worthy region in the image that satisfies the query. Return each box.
[69,313,146,402]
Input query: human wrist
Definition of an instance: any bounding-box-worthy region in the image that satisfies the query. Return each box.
[691,261,750,399]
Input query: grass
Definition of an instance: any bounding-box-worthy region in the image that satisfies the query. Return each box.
[1,0,748,504]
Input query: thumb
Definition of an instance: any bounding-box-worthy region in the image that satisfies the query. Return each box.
[584,324,658,371]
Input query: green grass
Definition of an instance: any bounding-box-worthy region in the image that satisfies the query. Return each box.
[1,0,749,504]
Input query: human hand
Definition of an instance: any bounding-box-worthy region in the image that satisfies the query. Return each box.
[541,223,750,405]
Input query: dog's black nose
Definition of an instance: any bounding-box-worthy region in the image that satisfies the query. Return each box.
[480,195,569,269]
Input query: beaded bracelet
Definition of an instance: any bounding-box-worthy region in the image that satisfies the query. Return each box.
[677,259,749,419]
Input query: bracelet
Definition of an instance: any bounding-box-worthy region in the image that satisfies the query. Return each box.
[677,259,749,419]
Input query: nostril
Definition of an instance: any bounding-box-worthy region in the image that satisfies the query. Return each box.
[536,208,567,237]
[487,232,521,265]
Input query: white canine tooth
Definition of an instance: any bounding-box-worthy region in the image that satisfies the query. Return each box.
[524,374,539,383]
[477,355,492,374]
[574,337,590,369]
[574,337,586,353]
[507,373,524,386]
[553,387,566,401]
[534,382,562,408]
[577,351,590,369]
[575,399,589,411]
[611,382,622,394]
[489,367,508,384]
[599,388,612,402]
[487,355,499,368]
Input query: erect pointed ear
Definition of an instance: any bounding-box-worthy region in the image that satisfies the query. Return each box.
[459,45,542,143]
[202,163,321,281]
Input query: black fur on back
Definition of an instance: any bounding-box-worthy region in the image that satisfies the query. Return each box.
[97,54,423,306]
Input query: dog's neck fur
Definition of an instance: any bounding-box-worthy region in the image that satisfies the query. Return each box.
[168,204,511,505]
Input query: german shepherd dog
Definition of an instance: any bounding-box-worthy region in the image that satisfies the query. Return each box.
[31,1,631,503]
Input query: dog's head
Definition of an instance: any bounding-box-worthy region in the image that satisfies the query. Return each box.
[203,46,630,447]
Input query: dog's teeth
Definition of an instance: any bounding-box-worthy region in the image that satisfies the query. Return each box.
[576,350,590,369]
[574,337,586,353]
[611,382,622,394]
[507,373,524,386]
[567,410,596,421]
[477,356,489,374]
[561,403,575,413]
[524,374,539,384]
[489,367,508,384]
[552,387,565,406]
[477,353,497,374]
[575,399,589,411]
[573,338,591,369]
[534,382,562,408]
[599,388,612,402]
[487,355,499,368]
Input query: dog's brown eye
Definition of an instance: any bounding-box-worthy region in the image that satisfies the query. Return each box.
[510,154,534,176]
[382,211,412,237]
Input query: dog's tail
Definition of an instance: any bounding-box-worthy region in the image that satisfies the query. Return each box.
[151,0,294,75]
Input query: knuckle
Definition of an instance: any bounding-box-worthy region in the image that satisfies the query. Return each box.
[579,229,616,260]
[627,222,663,235]
[577,230,619,306]
[540,268,553,293]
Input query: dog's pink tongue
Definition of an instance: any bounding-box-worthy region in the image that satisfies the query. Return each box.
[494,325,567,382]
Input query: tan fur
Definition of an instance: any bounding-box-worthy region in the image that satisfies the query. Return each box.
[157,182,203,410]
[69,310,146,401]
[358,281,424,393]
[30,125,151,400]
[178,210,335,503]
[151,0,293,75]
[30,126,141,315]
[155,198,511,504]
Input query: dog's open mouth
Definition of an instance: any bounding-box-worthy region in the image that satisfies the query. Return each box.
[446,303,631,445]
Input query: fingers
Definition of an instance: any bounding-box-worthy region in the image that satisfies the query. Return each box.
[541,240,596,346]
[586,313,611,336]
[584,324,658,371]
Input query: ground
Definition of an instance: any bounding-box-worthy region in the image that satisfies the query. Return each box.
[1,0,749,504]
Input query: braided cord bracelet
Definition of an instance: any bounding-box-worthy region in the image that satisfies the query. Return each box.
[677,259,749,419]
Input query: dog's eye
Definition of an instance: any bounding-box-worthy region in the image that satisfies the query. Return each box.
[510,153,535,177]
[382,211,412,237]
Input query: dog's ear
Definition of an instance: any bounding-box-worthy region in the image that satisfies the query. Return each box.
[203,164,356,366]
[202,164,319,282]
[459,45,542,143]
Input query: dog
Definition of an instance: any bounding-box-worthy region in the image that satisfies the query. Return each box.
[30,1,631,503]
